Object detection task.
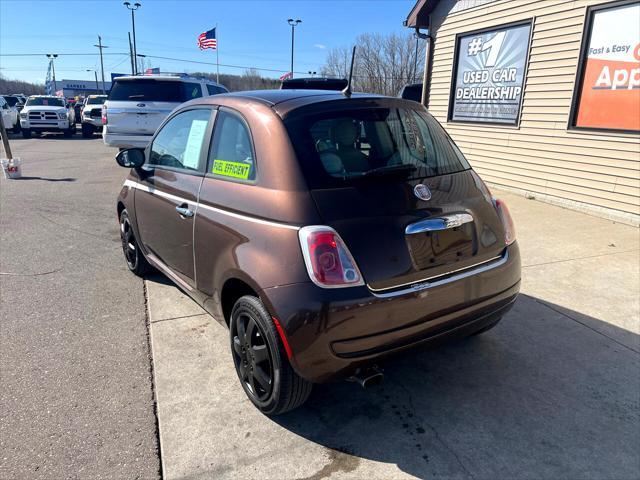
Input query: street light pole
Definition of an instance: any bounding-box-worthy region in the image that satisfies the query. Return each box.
[287,18,301,78]
[86,69,98,94]
[124,2,141,74]
[46,54,58,94]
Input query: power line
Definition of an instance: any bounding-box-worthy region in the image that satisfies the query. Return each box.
[0,53,129,57]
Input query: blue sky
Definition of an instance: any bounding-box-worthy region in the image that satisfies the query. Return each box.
[0,0,416,84]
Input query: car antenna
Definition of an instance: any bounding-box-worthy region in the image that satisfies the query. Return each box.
[342,46,356,98]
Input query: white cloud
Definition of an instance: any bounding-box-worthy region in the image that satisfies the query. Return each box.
[314,44,327,49]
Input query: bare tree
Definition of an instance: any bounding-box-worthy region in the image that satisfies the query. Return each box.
[0,75,45,95]
[321,32,425,96]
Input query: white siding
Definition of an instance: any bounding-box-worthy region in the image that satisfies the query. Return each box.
[427,0,640,222]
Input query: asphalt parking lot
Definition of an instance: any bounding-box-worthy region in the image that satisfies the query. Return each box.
[1,132,639,479]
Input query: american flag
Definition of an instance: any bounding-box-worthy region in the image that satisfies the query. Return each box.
[197,28,217,50]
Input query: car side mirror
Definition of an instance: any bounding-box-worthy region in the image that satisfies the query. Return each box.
[116,148,145,169]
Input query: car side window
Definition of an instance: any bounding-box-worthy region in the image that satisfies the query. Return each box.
[206,84,225,95]
[183,82,202,100]
[208,110,255,181]
[149,109,211,172]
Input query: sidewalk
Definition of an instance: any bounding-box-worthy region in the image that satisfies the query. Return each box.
[146,189,640,479]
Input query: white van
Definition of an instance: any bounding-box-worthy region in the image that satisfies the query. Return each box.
[102,74,228,149]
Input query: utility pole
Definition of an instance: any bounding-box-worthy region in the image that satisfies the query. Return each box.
[413,33,419,83]
[287,19,301,78]
[128,32,135,74]
[46,54,58,94]
[124,2,141,74]
[94,36,108,94]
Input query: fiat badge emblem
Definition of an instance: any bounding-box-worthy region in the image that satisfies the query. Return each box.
[414,184,432,201]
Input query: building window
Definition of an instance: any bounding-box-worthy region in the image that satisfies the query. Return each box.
[448,20,532,126]
[569,0,640,133]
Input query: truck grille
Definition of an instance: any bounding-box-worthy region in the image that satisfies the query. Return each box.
[28,111,58,120]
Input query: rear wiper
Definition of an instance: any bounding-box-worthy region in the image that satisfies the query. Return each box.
[361,164,417,177]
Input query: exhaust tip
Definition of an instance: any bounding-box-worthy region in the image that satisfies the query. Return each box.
[347,366,384,389]
[361,372,384,389]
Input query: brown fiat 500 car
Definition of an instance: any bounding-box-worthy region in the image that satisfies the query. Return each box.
[115,90,520,415]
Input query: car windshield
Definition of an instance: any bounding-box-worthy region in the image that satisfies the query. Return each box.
[87,97,106,105]
[26,97,65,107]
[109,79,194,102]
[3,96,19,107]
[285,106,471,188]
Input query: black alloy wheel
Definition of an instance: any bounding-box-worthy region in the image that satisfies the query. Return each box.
[229,296,312,415]
[119,210,150,276]
[231,310,274,402]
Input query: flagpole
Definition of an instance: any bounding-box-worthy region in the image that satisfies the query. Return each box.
[216,23,219,84]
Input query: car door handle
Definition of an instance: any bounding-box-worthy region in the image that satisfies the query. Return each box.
[175,205,194,218]
[405,213,473,234]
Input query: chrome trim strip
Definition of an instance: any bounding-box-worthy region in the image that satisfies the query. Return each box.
[405,213,474,234]
[368,250,508,299]
[145,252,194,293]
[124,180,300,231]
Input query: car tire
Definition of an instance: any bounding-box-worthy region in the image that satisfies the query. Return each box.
[12,122,21,133]
[81,124,94,138]
[21,128,31,139]
[230,295,312,415]
[471,316,502,336]
[63,125,74,138]
[119,210,151,277]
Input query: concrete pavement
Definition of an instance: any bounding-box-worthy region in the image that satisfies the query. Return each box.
[0,134,160,479]
[146,188,640,478]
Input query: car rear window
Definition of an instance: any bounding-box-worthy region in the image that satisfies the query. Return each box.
[285,106,471,189]
[108,79,201,102]
[206,84,227,95]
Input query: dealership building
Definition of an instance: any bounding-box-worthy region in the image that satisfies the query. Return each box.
[406,0,639,225]
[46,79,112,98]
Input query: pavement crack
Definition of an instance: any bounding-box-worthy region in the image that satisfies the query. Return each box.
[150,312,208,324]
[0,268,61,276]
[522,248,639,269]
[391,377,476,479]
[143,279,164,479]
[35,211,114,242]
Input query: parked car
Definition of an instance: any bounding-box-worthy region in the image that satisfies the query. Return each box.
[81,95,107,137]
[398,82,423,103]
[0,96,20,132]
[19,95,76,138]
[114,90,521,415]
[12,94,28,106]
[102,74,228,149]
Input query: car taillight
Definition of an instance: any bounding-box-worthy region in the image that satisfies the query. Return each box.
[298,226,364,288]
[101,105,107,125]
[494,198,516,245]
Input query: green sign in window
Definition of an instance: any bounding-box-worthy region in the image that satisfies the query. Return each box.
[212,159,251,180]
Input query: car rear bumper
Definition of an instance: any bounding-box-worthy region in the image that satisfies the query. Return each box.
[103,131,153,149]
[260,242,521,383]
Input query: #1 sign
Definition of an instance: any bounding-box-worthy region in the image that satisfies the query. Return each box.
[450,22,532,124]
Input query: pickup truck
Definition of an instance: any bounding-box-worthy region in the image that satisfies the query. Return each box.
[20,95,76,138]
[81,95,107,137]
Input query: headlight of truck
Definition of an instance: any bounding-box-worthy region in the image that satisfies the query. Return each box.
[58,112,67,119]
[20,113,27,119]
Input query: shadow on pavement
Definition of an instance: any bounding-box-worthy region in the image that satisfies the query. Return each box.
[15,176,77,182]
[273,294,640,479]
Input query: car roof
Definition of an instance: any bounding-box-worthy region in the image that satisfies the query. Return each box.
[114,74,224,86]
[187,89,405,117]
